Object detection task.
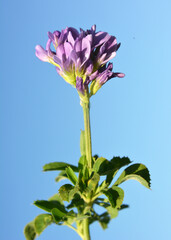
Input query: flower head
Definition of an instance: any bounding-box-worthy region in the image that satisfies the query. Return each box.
[35,25,124,101]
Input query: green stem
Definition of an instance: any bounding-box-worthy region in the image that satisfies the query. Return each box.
[82,100,92,240]
[83,218,91,240]
[82,101,92,169]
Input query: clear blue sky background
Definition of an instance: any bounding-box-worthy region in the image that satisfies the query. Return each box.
[1,0,171,239]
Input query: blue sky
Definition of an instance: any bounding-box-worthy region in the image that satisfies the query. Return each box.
[1,0,171,239]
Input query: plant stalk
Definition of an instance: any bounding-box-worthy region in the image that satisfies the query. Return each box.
[83,218,90,240]
[82,101,92,169]
[82,100,92,240]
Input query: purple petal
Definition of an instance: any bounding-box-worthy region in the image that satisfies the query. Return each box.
[35,45,49,62]
[117,43,121,51]
[48,31,54,41]
[53,55,61,65]
[46,39,51,51]
[56,44,65,61]
[100,51,116,65]
[70,50,78,64]
[84,61,93,75]
[107,62,113,71]
[81,37,91,63]
[68,27,79,39]
[74,38,82,53]
[64,42,73,58]
[114,73,125,78]
[58,28,68,45]
[89,70,99,81]
[91,24,96,32]
[48,31,61,48]
[76,76,90,95]
[85,34,93,45]
[63,58,72,72]
[67,31,75,46]
[53,30,61,39]
[76,76,84,94]
[45,39,55,58]
[74,37,91,69]
[94,31,111,48]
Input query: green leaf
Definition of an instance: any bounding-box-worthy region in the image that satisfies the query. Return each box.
[93,157,110,175]
[34,214,52,235]
[69,186,80,201]
[66,167,78,185]
[106,157,131,185]
[102,186,124,208]
[110,157,131,173]
[114,163,151,189]
[106,206,118,219]
[24,222,36,240]
[95,180,107,195]
[59,184,74,202]
[80,130,86,156]
[78,155,87,170]
[78,169,85,192]
[43,162,78,172]
[51,208,67,223]
[34,200,66,213]
[87,172,100,193]
[99,212,110,230]
[93,156,130,176]
[92,154,99,162]
[78,165,89,193]
[120,204,129,210]
[67,195,84,210]
[94,198,110,208]
[55,171,68,182]
[48,193,64,205]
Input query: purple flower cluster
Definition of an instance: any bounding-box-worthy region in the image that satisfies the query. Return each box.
[35,25,124,99]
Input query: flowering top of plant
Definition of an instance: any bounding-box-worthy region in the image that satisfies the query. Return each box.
[35,25,124,102]
[25,25,151,240]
